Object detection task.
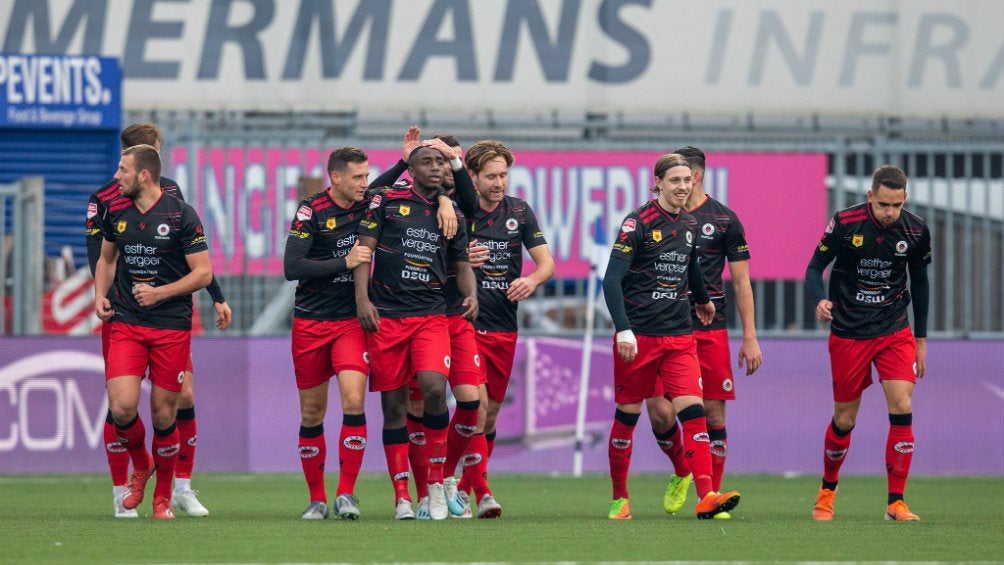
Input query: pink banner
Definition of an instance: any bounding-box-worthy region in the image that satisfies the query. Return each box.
[170,148,826,279]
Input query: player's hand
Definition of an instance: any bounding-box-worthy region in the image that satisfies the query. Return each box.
[132,283,163,307]
[695,301,715,326]
[213,301,232,330]
[468,240,489,268]
[738,336,762,375]
[815,299,833,322]
[402,126,420,161]
[616,329,637,362]
[436,201,458,239]
[357,300,380,332]
[423,138,461,162]
[345,241,372,269]
[461,296,479,322]
[506,277,538,302]
[94,297,114,321]
[914,337,926,378]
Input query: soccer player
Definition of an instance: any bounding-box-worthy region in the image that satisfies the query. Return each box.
[452,139,555,518]
[646,146,763,518]
[354,145,477,521]
[93,144,213,519]
[283,147,376,520]
[805,164,931,521]
[86,122,230,518]
[601,153,741,521]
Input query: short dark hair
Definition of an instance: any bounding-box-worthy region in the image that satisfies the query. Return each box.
[464,140,514,174]
[120,122,162,150]
[408,145,441,166]
[674,145,705,171]
[122,144,162,183]
[433,133,461,148]
[872,165,907,191]
[327,146,368,173]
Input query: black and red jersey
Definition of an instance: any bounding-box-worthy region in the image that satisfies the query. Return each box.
[810,202,932,338]
[358,187,469,318]
[468,196,547,332]
[286,190,370,320]
[607,200,700,336]
[99,192,209,330]
[686,195,750,330]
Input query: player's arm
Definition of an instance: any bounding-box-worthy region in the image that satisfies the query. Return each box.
[133,250,213,307]
[284,238,370,280]
[455,259,479,322]
[506,244,555,303]
[806,219,840,322]
[93,239,119,321]
[688,247,714,326]
[728,259,762,375]
[909,262,930,378]
[601,256,636,362]
[85,197,105,277]
[451,152,478,218]
[353,234,379,332]
[436,197,458,240]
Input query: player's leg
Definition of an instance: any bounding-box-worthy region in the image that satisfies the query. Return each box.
[100,321,134,518]
[877,328,919,521]
[172,361,209,517]
[695,329,736,492]
[333,368,367,520]
[146,328,189,519]
[646,395,691,514]
[406,389,429,507]
[292,318,335,519]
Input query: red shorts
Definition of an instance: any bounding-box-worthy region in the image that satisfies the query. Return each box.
[105,322,191,393]
[367,315,450,392]
[447,315,482,388]
[694,329,735,401]
[292,317,369,390]
[612,333,701,404]
[475,330,518,403]
[828,327,917,403]
[103,321,193,373]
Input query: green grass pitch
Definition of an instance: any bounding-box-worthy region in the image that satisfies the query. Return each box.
[0,473,1001,564]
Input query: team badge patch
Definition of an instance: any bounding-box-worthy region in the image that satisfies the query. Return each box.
[117,221,127,233]
[326,217,337,230]
[505,218,518,231]
[686,231,693,244]
[621,218,636,233]
[369,194,382,209]
[702,223,715,236]
[296,205,312,221]
[824,219,835,234]
[896,240,908,253]
[852,234,864,247]
[399,204,411,216]
[652,229,662,242]
[87,202,98,219]
[157,223,170,236]
[722,378,733,392]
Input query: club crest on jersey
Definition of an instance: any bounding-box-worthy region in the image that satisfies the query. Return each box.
[896,240,908,253]
[686,231,693,244]
[825,218,835,234]
[296,205,312,221]
[116,221,127,233]
[505,218,518,231]
[369,194,382,209]
[326,217,337,230]
[87,202,98,219]
[621,218,636,233]
[399,204,411,216]
[652,229,662,242]
[702,223,715,236]
[157,223,170,236]
[852,234,864,247]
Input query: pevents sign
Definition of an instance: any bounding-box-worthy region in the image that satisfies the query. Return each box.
[1,0,1002,118]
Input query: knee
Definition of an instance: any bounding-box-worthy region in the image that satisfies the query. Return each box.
[832,413,856,432]
[300,400,326,427]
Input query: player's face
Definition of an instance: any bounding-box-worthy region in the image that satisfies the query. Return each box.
[330,160,370,205]
[868,185,906,227]
[654,165,692,212]
[409,147,445,190]
[114,155,142,199]
[473,157,509,204]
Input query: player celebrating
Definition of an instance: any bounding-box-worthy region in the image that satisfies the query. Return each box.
[805,165,931,521]
[354,145,477,521]
[601,153,741,520]
[93,144,213,519]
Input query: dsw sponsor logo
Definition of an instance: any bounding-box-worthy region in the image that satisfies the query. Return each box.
[0,351,107,452]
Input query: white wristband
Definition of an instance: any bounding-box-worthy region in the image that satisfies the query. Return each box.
[616,329,637,345]
[449,156,463,171]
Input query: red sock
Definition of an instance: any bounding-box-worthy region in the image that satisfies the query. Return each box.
[336,415,367,496]
[103,413,130,486]
[823,420,853,484]
[383,427,412,502]
[486,430,496,458]
[406,414,428,499]
[298,425,327,503]
[423,410,449,485]
[681,416,714,498]
[175,408,197,480]
[115,415,150,470]
[444,401,479,477]
[886,417,914,497]
[151,425,179,501]
[708,425,728,492]
[465,434,491,500]
[608,410,638,500]
[654,423,691,478]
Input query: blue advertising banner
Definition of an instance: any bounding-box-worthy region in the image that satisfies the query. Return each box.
[0,53,120,129]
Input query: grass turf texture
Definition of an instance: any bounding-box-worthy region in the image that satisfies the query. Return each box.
[0,473,1000,564]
